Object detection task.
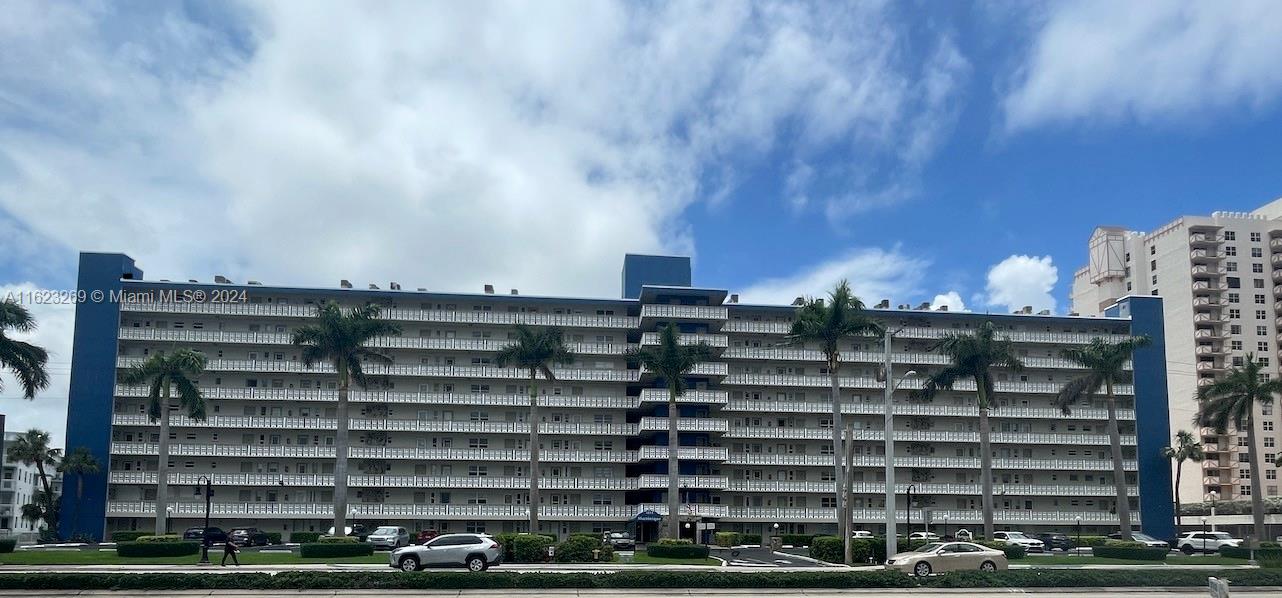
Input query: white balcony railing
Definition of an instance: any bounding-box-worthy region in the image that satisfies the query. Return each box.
[637,417,728,433]
[723,427,1134,447]
[638,389,729,404]
[725,480,1136,497]
[726,507,1124,524]
[121,302,639,329]
[116,357,640,383]
[115,385,638,410]
[724,453,1137,471]
[118,327,637,356]
[106,501,639,520]
[641,332,729,348]
[112,414,638,436]
[640,305,728,321]
[723,400,1136,421]
[720,373,1133,396]
[638,446,729,461]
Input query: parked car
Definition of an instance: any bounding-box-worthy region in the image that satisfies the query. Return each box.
[991,531,1045,553]
[953,529,974,542]
[326,524,369,541]
[851,530,875,539]
[606,532,635,549]
[368,526,411,549]
[908,532,940,541]
[390,533,503,572]
[417,529,440,544]
[1177,531,1241,554]
[885,542,1008,577]
[228,527,269,546]
[1109,531,1169,549]
[182,527,228,544]
[1036,532,1074,552]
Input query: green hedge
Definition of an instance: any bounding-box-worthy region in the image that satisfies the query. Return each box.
[1220,546,1282,559]
[0,539,14,553]
[976,541,1026,560]
[266,532,282,545]
[808,536,841,563]
[1075,535,1108,547]
[512,534,555,563]
[291,532,321,543]
[555,535,612,563]
[299,542,374,558]
[779,534,815,546]
[116,541,200,557]
[318,536,359,544]
[8,570,1282,590]
[136,535,185,543]
[1261,553,1282,568]
[1092,545,1167,560]
[493,533,557,562]
[741,534,762,545]
[646,542,710,559]
[714,532,742,547]
[110,531,149,543]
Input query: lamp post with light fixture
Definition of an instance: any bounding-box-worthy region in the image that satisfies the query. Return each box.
[880,327,918,561]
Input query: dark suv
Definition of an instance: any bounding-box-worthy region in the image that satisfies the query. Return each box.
[229,527,270,546]
[182,527,228,543]
[1036,532,1074,552]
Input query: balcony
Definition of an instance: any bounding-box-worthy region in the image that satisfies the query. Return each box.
[109,471,637,490]
[1191,265,1220,278]
[637,446,729,461]
[723,427,1133,446]
[721,373,1132,396]
[1196,361,1225,372]
[1192,281,1223,293]
[112,414,639,436]
[1192,297,1226,310]
[636,474,729,490]
[1190,233,1221,246]
[116,357,641,383]
[635,503,729,518]
[638,417,728,433]
[121,302,640,329]
[640,304,728,322]
[726,480,1136,497]
[721,347,1105,371]
[638,388,728,405]
[1195,345,1225,356]
[723,400,1135,421]
[115,385,639,410]
[722,320,792,335]
[725,453,1137,471]
[1193,313,1224,324]
[1194,328,1227,339]
[111,443,643,463]
[1190,249,1224,262]
[726,507,1122,524]
[640,332,729,349]
[106,501,639,520]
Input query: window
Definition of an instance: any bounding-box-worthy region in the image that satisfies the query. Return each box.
[1150,260,1157,270]
[1241,468,1251,479]
[1226,246,1238,256]
[1261,342,1271,352]
[1230,309,1241,319]
[1151,245,1157,255]
[1266,421,1276,432]
[1252,232,1263,242]
[1228,262,1239,272]
[1271,470,1279,480]
[1232,340,1244,351]
[1257,294,1267,304]
[1226,231,1236,240]
[1231,325,1242,335]
[1266,437,1276,447]
[1259,326,1269,336]
[1254,263,1265,273]
[1253,248,1264,258]
[1234,356,1245,367]
[1228,277,1241,288]
[1229,293,1240,304]
[1256,279,1267,288]
[1258,310,1268,320]
[1242,485,1252,496]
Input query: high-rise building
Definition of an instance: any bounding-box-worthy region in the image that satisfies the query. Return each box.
[1072,197,1282,506]
[63,252,1173,542]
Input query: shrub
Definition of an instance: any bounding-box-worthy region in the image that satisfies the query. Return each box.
[511,534,555,563]
[646,542,710,559]
[1260,553,1282,568]
[300,542,374,558]
[1263,542,1280,549]
[136,535,185,543]
[555,535,612,563]
[1220,546,1282,560]
[715,532,743,547]
[1074,535,1108,547]
[741,534,762,545]
[656,537,693,545]
[116,541,200,557]
[318,536,359,544]
[809,536,843,563]
[266,532,282,545]
[976,541,1026,560]
[779,534,814,546]
[1092,544,1168,561]
[291,532,321,543]
[110,531,149,543]
[493,533,557,562]
[0,539,14,554]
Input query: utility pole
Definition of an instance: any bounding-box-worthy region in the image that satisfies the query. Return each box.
[883,330,896,562]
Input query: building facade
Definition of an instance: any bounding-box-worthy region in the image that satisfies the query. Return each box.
[1072,197,1282,507]
[63,252,1173,541]
[1,432,47,539]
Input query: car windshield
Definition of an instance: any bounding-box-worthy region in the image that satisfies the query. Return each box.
[609,533,629,538]
[1130,532,1156,542]
[374,527,398,534]
[1211,532,1232,539]
[917,543,945,553]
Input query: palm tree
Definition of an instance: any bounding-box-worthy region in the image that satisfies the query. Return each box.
[6,429,61,532]
[119,348,208,535]
[784,280,883,557]
[495,325,575,533]
[1053,335,1151,540]
[59,447,101,538]
[1162,430,1204,529]
[626,323,712,539]
[292,301,400,537]
[1195,355,1282,546]
[913,321,1024,540]
[0,299,50,399]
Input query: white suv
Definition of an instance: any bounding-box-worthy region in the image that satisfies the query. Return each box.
[1177,531,1241,554]
[992,531,1045,553]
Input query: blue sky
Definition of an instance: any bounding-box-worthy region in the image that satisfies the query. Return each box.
[1,1,1282,441]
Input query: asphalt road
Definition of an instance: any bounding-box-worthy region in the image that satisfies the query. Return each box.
[709,546,830,568]
[4,589,1277,597]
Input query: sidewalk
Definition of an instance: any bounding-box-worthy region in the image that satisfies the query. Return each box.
[3,588,1280,597]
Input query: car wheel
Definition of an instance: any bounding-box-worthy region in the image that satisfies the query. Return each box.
[466,555,488,572]
[979,561,997,572]
[399,556,420,572]
[913,562,932,577]
[1180,544,1194,555]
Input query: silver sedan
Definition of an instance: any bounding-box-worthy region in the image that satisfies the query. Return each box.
[885,541,1008,577]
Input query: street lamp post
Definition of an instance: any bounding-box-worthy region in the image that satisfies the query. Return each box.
[197,476,212,564]
[165,506,174,535]
[1207,491,1220,532]
[943,515,948,541]
[906,485,915,540]
[1202,517,1209,554]
[1075,516,1081,556]
[881,328,918,562]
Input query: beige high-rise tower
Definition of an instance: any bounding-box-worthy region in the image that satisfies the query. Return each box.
[1072,198,1282,506]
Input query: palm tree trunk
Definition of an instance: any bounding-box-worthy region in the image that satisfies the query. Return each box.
[1246,410,1266,546]
[1174,458,1183,529]
[528,371,541,534]
[668,388,680,540]
[156,381,171,536]
[333,364,350,536]
[978,405,994,541]
[1105,381,1132,540]
[828,356,846,545]
[34,461,54,535]
[843,422,855,564]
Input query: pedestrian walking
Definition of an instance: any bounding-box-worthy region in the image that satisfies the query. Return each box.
[221,539,240,566]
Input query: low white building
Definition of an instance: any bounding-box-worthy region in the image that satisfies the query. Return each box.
[1,432,48,540]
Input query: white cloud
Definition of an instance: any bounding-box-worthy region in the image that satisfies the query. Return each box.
[0,0,966,299]
[1003,0,1282,131]
[737,247,928,306]
[0,284,75,449]
[985,255,1057,314]
[930,291,967,312]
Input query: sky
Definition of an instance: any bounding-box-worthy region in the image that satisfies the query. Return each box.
[1,0,1282,446]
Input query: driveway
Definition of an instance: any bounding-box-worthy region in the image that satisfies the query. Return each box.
[710,546,830,568]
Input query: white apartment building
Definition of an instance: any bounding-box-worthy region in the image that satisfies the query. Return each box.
[64,253,1174,541]
[1,432,48,538]
[1072,197,1282,505]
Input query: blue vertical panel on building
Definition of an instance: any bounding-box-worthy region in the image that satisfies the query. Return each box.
[1108,296,1175,540]
[621,254,691,299]
[59,253,141,541]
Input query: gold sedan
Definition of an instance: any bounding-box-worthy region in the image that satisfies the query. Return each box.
[884,542,1008,577]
